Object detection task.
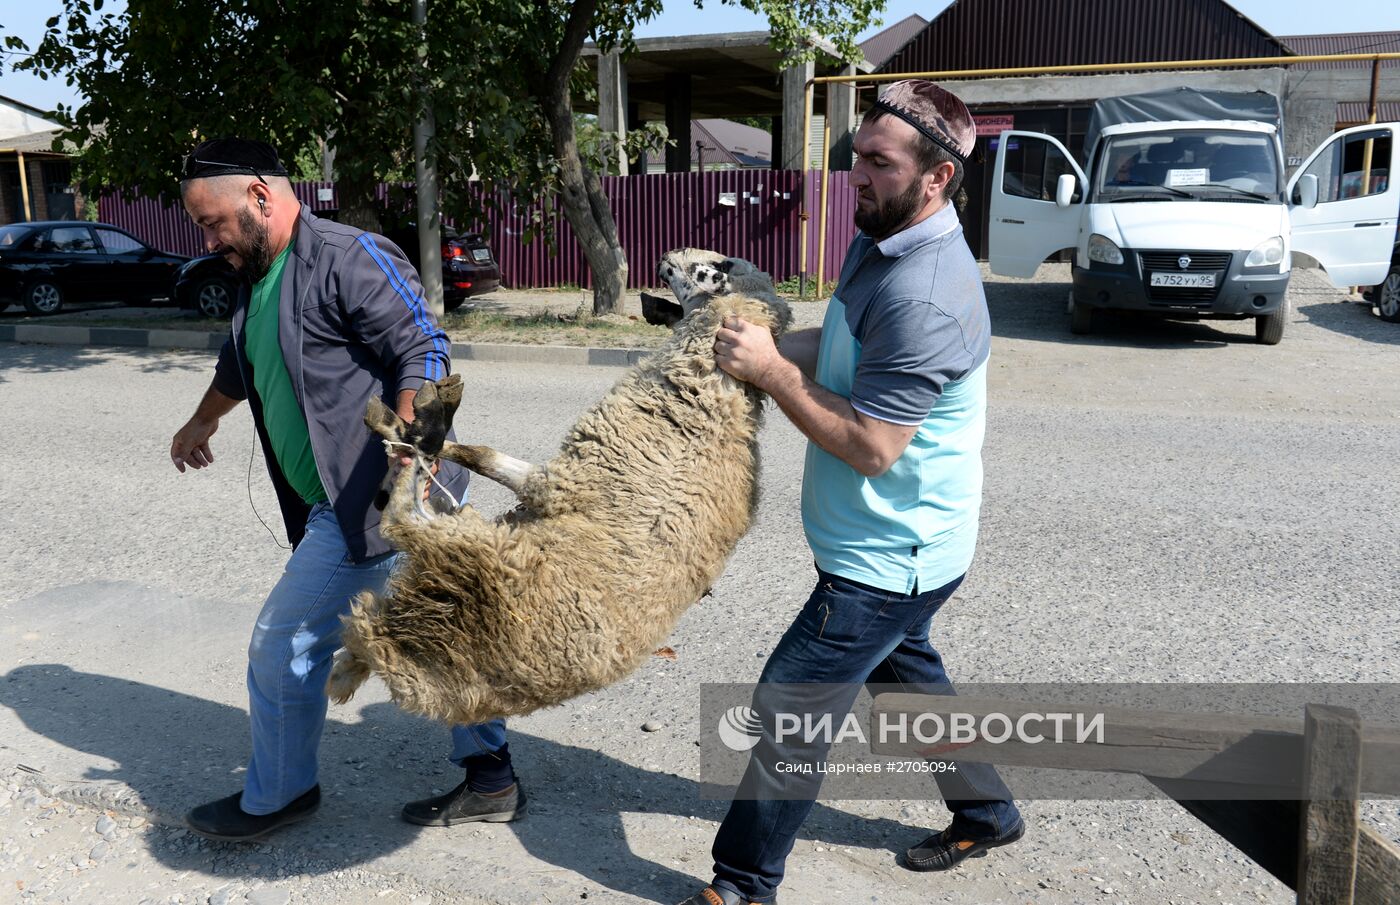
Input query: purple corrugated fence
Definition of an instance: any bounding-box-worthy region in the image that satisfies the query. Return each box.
[99,171,859,290]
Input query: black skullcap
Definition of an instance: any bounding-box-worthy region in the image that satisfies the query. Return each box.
[182,138,289,181]
[871,81,976,162]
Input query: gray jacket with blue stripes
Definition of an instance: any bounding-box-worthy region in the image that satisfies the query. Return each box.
[212,204,468,562]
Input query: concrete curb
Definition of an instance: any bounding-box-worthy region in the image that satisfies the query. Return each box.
[0,324,653,368]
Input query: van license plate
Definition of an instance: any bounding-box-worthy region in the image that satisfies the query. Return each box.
[1150,272,1216,288]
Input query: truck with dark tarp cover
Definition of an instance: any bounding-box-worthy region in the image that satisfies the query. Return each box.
[988,87,1399,344]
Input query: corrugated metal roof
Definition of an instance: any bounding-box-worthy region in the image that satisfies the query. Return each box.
[859,14,930,68]
[1337,101,1400,123]
[696,118,772,162]
[0,128,71,155]
[644,118,772,169]
[1277,32,1400,69]
[877,0,1292,75]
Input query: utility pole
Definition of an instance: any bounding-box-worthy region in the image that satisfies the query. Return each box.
[413,0,444,318]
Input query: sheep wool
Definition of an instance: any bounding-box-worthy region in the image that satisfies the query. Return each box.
[328,250,793,726]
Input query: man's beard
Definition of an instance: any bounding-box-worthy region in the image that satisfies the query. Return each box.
[853,176,925,241]
[234,207,275,283]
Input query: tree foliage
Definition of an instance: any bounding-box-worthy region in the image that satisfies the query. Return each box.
[13,0,880,308]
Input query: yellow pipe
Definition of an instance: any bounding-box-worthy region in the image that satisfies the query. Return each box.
[798,79,813,295]
[16,151,33,221]
[816,89,833,298]
[1360,59,1380,191]
[809,51,1400,85]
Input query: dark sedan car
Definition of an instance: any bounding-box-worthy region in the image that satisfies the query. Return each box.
[385,225,501,311]
[174,253,242,318]
[0,221,188,315]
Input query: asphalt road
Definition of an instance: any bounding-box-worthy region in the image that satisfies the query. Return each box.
[2,266,1399,904]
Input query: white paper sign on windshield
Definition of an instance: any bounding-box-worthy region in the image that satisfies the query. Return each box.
[1167,168,1209,187]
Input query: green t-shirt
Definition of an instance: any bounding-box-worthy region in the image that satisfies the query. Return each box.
[244,246,328,505]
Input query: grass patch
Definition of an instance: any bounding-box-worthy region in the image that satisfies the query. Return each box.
[33,303,675,349]
[774,275,823,301]
[440,307,672,348]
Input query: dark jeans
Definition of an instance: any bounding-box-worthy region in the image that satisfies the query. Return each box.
[710,569,1021,902]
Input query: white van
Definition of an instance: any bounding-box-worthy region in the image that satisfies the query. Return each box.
[988,114,1400,344]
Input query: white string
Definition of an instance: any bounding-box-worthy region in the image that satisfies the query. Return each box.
[382,440,461,511]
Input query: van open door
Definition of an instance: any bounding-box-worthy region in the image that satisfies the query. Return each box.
[1287,122,1400,288]
[989,131,1086,277]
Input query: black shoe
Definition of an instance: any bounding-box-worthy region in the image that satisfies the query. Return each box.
[902,820,1025,872]
[676,887,772,905]
[401,779,525,826]
[186,785,320,842]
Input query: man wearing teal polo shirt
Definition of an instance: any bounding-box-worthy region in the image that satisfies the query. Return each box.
[678,82,1022,905]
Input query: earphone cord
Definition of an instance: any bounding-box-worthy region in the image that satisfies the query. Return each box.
[248,432,292,550]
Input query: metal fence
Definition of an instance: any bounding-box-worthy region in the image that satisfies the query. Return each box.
[98,171,857,291]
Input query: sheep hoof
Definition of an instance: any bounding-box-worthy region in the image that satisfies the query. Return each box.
[405,376,463,457]
[327,649,370,704]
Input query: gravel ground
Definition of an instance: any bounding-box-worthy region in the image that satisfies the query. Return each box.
[2,265,1399,904]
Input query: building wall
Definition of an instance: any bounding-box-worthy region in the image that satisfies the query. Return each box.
[0,157,52,224]
[1280,68,1400,167]
[0,103,59,141]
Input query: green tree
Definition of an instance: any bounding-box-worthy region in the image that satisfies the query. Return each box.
[16,0,877,313]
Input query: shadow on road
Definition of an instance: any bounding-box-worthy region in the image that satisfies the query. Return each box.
[1296,300,1400,346]
[0,341,212,385]
[1,664,913,902]
[984,281,1245,348]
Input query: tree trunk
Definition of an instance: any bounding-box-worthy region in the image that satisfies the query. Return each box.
[336,171,382,235]
[537,0,628,315]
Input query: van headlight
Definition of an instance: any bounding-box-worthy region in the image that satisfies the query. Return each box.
[1087,233,1124,266]
[1244,236,1285,270]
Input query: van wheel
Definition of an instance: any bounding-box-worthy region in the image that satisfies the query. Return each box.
[1377,266,1400,323]
[23,279,64,315]
[1070,301,1094,335]
[1255,307,1286,345]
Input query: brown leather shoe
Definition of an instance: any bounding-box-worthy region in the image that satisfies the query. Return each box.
[676,887,772,905]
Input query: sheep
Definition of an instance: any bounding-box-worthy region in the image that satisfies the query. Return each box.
[327,249,793,726]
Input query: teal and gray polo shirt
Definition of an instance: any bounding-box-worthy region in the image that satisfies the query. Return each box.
[802,201,991,594]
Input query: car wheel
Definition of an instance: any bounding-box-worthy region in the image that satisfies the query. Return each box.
[1070,300,1093,335]
[23,279,64,315]
[194,277,235,318]
[443,295,466,313]
[1377,266,1400,323]
[1255,306,1286,345]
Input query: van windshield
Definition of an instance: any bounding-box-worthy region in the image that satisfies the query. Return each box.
[1096,130,1281,202]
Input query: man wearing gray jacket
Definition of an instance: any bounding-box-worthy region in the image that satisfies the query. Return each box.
[170,139,522,840]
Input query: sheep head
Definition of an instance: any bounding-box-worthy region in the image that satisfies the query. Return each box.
[657,249,777,315]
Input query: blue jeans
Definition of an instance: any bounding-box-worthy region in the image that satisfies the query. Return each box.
[710,569,1021,902]
[242,502,507,814]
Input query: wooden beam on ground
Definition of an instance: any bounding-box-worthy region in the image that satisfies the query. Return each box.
[1298,705,1362,905]
[869,694,1400,795]
[1355,826,1400,905]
